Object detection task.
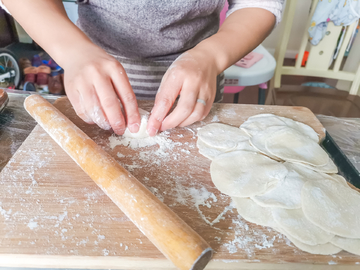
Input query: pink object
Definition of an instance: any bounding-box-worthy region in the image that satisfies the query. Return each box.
[235,52,264,68]
[220,1,228,26]
[224,86,246,94]
[258,82,268,89]
[220,2,268,101]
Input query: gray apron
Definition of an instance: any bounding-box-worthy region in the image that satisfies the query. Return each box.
[76,0,225,101]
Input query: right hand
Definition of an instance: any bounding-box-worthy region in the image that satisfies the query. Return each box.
[63,46,141,135]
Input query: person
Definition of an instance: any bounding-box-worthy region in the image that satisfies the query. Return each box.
[2,0,284,136]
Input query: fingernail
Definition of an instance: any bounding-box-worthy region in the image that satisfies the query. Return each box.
[147,126,158,137]
[115,128,125,135]
[129,123,139,133]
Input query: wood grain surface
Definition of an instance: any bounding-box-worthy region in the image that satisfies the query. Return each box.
[0,97,359,269]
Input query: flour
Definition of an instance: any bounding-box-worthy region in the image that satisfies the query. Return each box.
[0,205,11,220]
[109,131,182,167]
[27,220,38,230]
[116,153,125,158]
[148,187,164,202]
[211,115,220,122]
[222,216,281,257]
[109,132,180,151]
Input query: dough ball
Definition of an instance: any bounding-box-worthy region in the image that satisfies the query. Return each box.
[123,108,149,139]
[272,208,334,245]
[210,151,288,197]
[302,179,360,239]
[197,123,249,151]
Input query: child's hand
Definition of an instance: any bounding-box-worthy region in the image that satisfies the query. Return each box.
[147,49,218,136]
[63,46,141,135]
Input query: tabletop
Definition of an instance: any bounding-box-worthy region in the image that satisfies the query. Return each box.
[1,90,360,269]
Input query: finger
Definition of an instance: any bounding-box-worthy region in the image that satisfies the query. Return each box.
[160,80,199,131]
[179,97,209,127]
[64,79,94,124]
[94,76,126,135]
[147,74,183,136]
[78,84,111,131]
[110,64,140,133]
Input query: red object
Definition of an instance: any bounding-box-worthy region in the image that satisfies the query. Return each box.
[24,73,36,83]
[295,51,309,67]
[36,65,51,86]
[23,66,38,83]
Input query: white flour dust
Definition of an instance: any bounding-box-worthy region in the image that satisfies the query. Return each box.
[109,131,181,152]
[27,220,38,230]
[189,187,234,228]
[222,215,283,258]
[109,130,184,171]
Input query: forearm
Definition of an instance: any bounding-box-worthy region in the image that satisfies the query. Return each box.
[193,8,276,74]
[2,0,99,67]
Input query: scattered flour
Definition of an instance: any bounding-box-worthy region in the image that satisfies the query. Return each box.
[0,205,11,220]
[148,187,164,202]
[116,152,125,158]
[211,115,220,122]
[109,131,180,151]
[222,216,281,258]
[102,248,109,256]
[27,220,38,230]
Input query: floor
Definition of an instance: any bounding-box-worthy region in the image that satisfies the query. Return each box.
[222,59,360,118]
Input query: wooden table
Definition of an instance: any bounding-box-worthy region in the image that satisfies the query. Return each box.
[0,97,359,269]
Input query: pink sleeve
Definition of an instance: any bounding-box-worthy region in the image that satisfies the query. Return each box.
[227,0,285,25]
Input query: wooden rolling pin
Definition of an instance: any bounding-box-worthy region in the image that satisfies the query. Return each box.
[24,95,212,270]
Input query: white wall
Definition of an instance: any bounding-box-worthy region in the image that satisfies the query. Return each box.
[262,0,312,58]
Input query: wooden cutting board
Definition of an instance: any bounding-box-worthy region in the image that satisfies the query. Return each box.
[0,97,359,269]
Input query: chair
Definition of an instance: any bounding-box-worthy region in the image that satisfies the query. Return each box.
[266,0,360,105]
[220,3,277,104]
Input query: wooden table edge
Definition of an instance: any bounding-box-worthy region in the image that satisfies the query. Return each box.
[0,254,359,269]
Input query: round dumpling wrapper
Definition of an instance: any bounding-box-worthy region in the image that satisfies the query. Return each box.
[210,151,288,197]
[302,179,360,239]
[198,123,249,151]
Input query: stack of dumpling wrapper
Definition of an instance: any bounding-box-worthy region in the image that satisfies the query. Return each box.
[197,114,360,255]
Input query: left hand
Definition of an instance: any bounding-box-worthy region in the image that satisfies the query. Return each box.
[147,49,218,136]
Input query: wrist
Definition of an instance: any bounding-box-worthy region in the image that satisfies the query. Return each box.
[192,35,232,75]
[190,42,224,75]
[54,39,103,70]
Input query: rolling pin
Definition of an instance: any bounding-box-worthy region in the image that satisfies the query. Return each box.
[24,95,212,270]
